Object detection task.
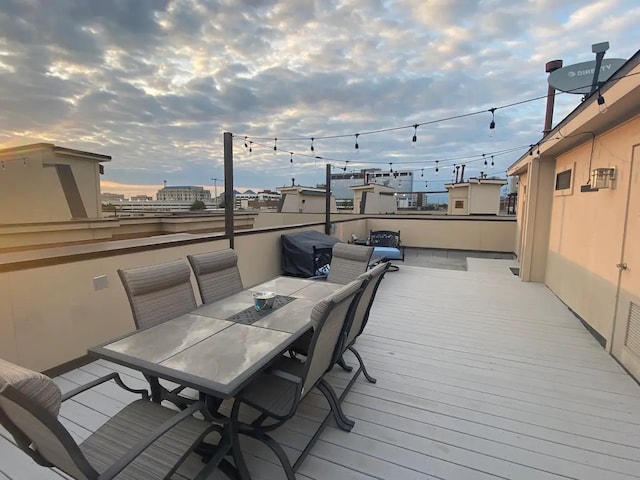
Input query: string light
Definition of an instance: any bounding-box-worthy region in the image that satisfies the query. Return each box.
[290,152,294,164]
[249,141,252,153]
[421,168,424,178]
[244,136,248,148]
[343,160,349,171]
[389,162,393,173]
[310,137,315,152]
[483,154,487,167]
[273,138,277,154]
[354,133,360,151]
[412,124,418,148]
[491,155,494,168]
[536,143,540,155]
[597,86,607,113]
[488,108,496,137]
[435,160,439,175]
[529,144,534,156]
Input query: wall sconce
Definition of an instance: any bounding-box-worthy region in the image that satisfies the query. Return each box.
[591,167,616,189]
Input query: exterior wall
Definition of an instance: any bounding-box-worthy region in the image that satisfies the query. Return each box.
[0,148,103,223]
[468,183,503,215]
[364,193,397,214]
[545,117,640,340]
[447,187,469,215]
[514,169,528,259]
[367,216,516,252]
[280,193,337,213]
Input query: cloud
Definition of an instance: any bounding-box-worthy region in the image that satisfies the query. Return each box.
[0,0,638,195]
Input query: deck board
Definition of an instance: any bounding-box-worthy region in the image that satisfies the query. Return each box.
[2,261,640,479]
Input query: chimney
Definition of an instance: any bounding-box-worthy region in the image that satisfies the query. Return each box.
[544,59,563,135]
[460,164,466,183]
[454,165,460,183]
[291,177,295,187]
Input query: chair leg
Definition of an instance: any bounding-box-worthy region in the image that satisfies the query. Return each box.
[348,346,377,384]
[251,431,296,480]
[230,400,253,480]
[336,356,353,373]
[317,379,354,431]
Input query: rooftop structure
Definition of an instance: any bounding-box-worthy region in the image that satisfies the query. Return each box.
[156,185,211,202]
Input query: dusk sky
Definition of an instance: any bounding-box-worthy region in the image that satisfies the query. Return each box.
[0,0,639,198]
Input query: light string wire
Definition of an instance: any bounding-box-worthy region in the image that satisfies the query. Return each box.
[235,70,640,143]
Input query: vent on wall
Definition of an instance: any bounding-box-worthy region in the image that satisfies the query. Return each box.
[625,302,640,358]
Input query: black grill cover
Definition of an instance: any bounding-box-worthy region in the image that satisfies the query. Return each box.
[281,231,341,277]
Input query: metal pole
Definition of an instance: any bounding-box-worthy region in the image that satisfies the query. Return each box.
[325,163,331,235]
[590,42,609,95]
[223,132,234,249]
[543,59,563,135]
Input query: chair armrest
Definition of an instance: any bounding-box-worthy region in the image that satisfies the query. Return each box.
[98,401,214,480]
[61,372,149,402]
[308,275,328,281]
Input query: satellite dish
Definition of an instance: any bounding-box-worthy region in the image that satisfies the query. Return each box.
[548,58,626,94]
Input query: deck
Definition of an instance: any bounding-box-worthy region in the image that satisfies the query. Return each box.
[2,258,640,479]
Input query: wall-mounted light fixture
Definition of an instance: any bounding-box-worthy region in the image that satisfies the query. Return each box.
[591,167,616,189]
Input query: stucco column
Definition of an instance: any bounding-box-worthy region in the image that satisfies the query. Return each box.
[520,157,556,282]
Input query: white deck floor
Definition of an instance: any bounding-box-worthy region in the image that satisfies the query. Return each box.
[2,261,640,479]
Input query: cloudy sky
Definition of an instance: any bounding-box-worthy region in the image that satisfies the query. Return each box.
[0,0,638,198]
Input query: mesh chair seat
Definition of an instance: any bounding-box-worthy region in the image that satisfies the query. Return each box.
[81,400,211,480]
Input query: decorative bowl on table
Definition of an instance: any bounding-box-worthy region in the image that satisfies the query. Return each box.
[253,291,277,311]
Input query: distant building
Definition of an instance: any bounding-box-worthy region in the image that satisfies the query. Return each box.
[156,185,211,202]
[330,169,381,199]
[368,170,414,192]
[130,194,153,201]
[0,142,110,223]
[101,192,126,202]
[351,184,397,214]
[445,177,507,215]
[277,186,337,213]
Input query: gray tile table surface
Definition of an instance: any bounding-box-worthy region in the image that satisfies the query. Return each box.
[89,276,329,398]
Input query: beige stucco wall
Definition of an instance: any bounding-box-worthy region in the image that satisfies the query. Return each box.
[280,193,337,214]
[366,216,516,252]
[544,116,640,340]
[468,183,503,215]
[447,187,469,215]
[0,147,103,224]
[514,169,528,259]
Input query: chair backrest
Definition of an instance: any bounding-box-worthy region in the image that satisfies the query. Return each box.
[344,262,389,348]
[118,259,197,330]
[369,230,401,248]
[187,249,244,304]
[301,278,364,396]
[0,359,98,479]
[326,243,374,285]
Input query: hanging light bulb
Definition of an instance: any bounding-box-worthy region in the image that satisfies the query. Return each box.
[249,141,253,153]
[354,133,360,151]
[488,108,496,137]
[412,124,418,148]
[421,168,424,178]
[491,155,494,168]
[244,136,248,149]
[425,181,428,188]
[529,144,533,156]
[343,160,349,172]
[310,137,315,152]
[536,144,540,155]
[435,160,439,175]
[483,154,487,167]
[273,138,277,155]
[389,162,393,173]
[290,152,294,165]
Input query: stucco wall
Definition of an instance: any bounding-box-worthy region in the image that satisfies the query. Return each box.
[0,148,103,224]
[469,183,502,215]
[545,116,640,340]
[447,187,469,215]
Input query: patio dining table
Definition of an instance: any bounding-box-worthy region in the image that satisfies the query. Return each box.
[88,275,344,478]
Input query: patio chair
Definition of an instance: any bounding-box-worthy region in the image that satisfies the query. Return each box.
[118,259,197,406]
[187,249,244,304]
[118,259,197,330]
[229,278,365,479]
[0,358,231,480]
[290,261,390,384]
[369,229,405,271]
[325,242,374,284]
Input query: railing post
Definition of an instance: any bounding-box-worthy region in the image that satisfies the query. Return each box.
[224,132,234,249]
[325,163,331,235]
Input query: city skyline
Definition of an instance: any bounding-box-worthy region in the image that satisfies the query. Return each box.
[1,1,639,194]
